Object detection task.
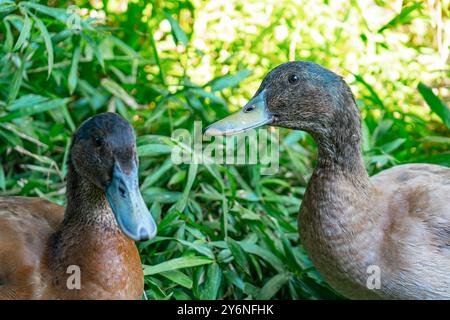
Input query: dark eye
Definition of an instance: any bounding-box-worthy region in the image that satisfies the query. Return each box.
[94,136,104,147]
[288,74,299,84]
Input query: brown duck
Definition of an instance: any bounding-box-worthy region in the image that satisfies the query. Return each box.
[0,113,157,299]
[205,61,450,299]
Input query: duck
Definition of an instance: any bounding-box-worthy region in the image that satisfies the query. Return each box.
[204,61,450,299]
[0,112,157,299]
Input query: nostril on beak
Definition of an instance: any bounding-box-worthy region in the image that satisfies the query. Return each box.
[118,181,126,198]
[244,105,256,113]
[138,226,151,241]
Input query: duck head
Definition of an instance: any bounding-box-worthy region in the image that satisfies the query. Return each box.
[69,112,157,241]
[204,61,357,138]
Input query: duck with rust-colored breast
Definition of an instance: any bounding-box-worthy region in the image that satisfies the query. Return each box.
[0,112,157,299]
[205,61,450,299]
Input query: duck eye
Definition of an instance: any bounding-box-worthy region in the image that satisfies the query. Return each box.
[94,136,104,147]
[288,74,299,84]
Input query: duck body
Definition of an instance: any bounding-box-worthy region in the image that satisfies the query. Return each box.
[0,197,143,299]
[0,113,156,300]
[205,61,450,299]
[300,163,450,299]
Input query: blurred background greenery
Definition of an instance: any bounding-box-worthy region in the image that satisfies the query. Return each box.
[0,0,448,299]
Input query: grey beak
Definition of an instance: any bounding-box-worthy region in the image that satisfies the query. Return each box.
[204,89,273,136]
[106,162,157,241]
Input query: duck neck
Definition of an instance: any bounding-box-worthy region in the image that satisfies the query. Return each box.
[300,103,380,289]
[305,102,374,229]
[63,163,117,229]
[49,164,121,266]
[314,103,367,177]
[45,164,133,291]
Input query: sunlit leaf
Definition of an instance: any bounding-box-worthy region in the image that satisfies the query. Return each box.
[143,256,214,275]
[209,70,252,92]
[164,12,188,47]
[418,82,450,129]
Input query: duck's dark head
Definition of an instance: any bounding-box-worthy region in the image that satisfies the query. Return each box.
[204,61,358,138]
[69,112,157,241]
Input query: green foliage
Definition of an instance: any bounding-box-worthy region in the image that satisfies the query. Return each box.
[0,0,448,300]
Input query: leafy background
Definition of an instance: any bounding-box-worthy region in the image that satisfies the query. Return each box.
[0,0,448,299]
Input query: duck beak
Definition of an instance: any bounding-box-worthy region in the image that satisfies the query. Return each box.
[106,162,157,241]
[204,89,273,136]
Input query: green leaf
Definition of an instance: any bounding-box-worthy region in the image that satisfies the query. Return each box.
[421,136,450,144]
[143,256,214,275]
[30,12,53,77]
[418,82,450,129]
[3,19,14,51]
[81,32,104,69]
[227,238,251,275]
[168,170,186,186]
[159,270,193,289]
[209,70,252,92]
[1,98,70,122]
[164,12,188,47]
[137,144,173,157]
[20,2,68,22]
[101,78,138,109]
[148,28,165,85]
[0,0,16,15]
[176,239,215,259]
[200,263,222,300]
[175,163,198,212]
[13,13,32,51]
[0,162,5,190]
[378,2,422,33]
[256,273,290,299]
[381,138,405,153]
[189,88,226,105]
[353,73,385,109]
[240,243,285,273]
[7,57,26,105]
[68,43,81,94]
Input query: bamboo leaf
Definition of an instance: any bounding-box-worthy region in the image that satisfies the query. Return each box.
[101,78,138,109]
[30,12,54,77]
[1,98,70,122]
[381,138,405,153]
[208,70,252,92]
[164,12,188,47]
[0,161,5,190]
[175,163,198,212]
[418,82,450,129]
[20,2,68,22]
[7,57,26,105]
[137,144,173,157]
[13,13,32,51]
[200,263,222,300]
[227,238,251,275]
[378,2,422,33]
[0,0,16,15]
[68,42,81,94]
[143,256,214,275]
[159,270,193,289]
[256,273,289,299]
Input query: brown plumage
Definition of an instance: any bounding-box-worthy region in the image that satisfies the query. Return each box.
[205,61,450,299]
[0,113,156,299]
